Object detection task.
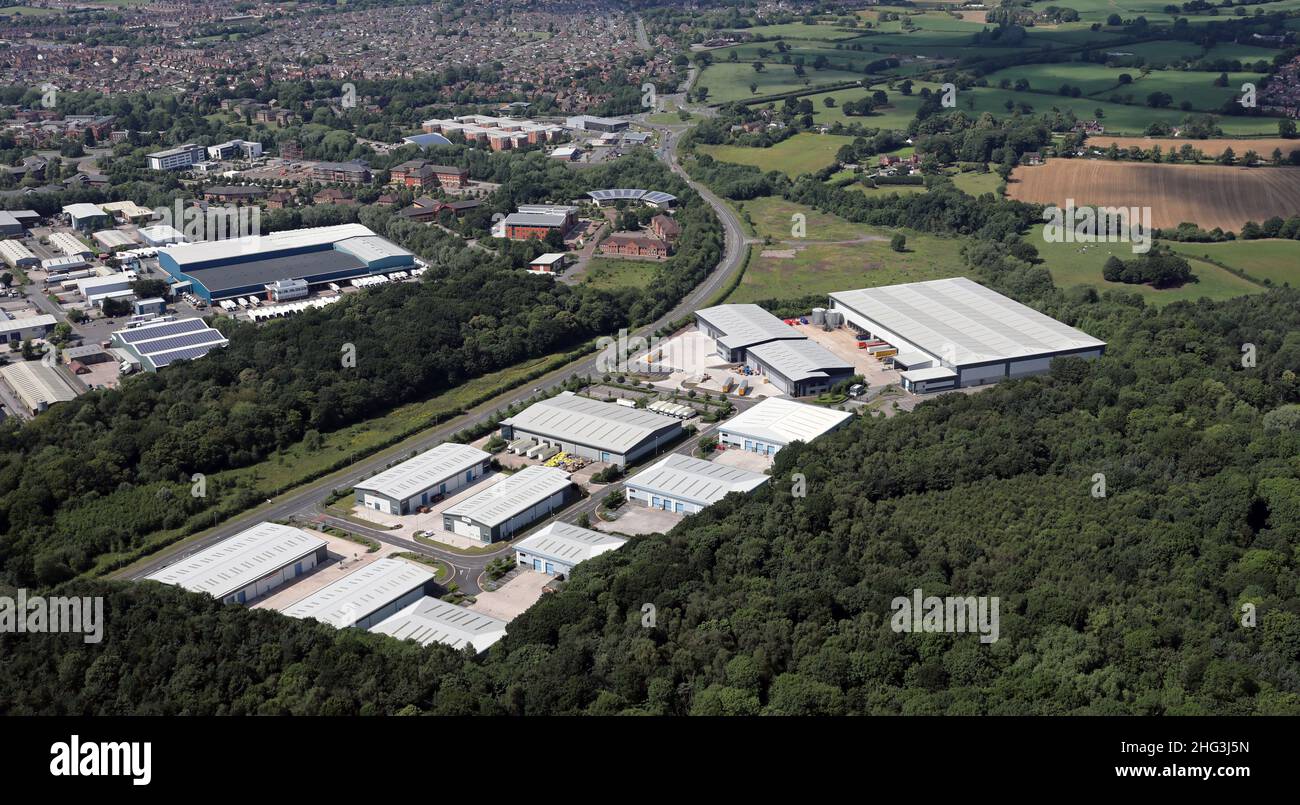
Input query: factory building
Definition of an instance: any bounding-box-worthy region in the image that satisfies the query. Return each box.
[111,317,229,371]
[49,232,93,259]
[354,442,492,516]
[144,522,328,605]
[0,239,38,268]
[0,360,78,415]
[565,115,629,133]
[744,338,854,397]
[624,454,769,515]
[147,143,206,171]
[62,203,109,233]
[40,256,89,275]
[441,465,574,543]
[92,229,139,252]
[717,397,853,456]
[156,223,416,302]
[513,521,627,577]
[499,391,683,467]
[100,201,155,222]
[695,304,806,363]
[282,558,436,630]
[0,313,56,343]
[138,225,187,247]
[0,209,39,236]
[370,598,507,653]
[828,277,1106,393]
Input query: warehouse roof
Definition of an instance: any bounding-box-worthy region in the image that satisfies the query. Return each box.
[145,522,326,600]
[282,558,435,628]
[370,597,507,652]
[355,443,491,502]
[62,202,107,219]
[186,250,365,294]
[504,212,570,228]
[77,272,135,293]
[746,338,852,384]
[501,392,681,454]
[829,277,1106,366]
[158,223,388,268]
[720,397,852,446]
[901,366,958,382]
[625,454,769,507]
[0,313,56,336]
[514,521,627,566]
[138,224,186,245]
[442,465,572,529]
[49,232,93,255]
[93,229,138,248]
[0,240,37,262]
[0,360,78,410]
[100,200,154,218]
[113,317,229,369]
[695,304,804,352]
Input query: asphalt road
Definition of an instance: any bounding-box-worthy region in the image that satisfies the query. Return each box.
[122,112,750,586]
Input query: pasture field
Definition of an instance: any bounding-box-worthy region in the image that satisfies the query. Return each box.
[950,169,1001,197]
[721,22,863,40]
[982,64,1267,112]
[697,132,855,177]
[582,258,658,290]
[1086,137,1300,159]
[807,82,939,129]
[1031,225,1265,304]
[696,61,865,104]
[1007,161,1300,231]
[960,87,1280,135]
[1166,239,1300,287]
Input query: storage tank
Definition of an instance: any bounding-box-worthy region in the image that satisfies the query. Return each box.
[810,307,826,325]
[826,310,843,327]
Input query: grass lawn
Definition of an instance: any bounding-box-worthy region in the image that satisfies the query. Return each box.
[583,257,659,290]
[728,198,967,302]
[698,132,854,178]
[1166,239,1300,287]
[1031,224,1265,305]
[808,82,937,130]
[696,62,864,104]
[847,182,928,197]
[950,169,1001,197]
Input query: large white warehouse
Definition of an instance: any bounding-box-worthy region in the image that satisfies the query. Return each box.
[144,522,328,605]
[354,443,491,515]
[441,465,575,543]
[624,453,769,514]
[828,277,1106,393]
[499,392,682,467]
[695,304,804,363]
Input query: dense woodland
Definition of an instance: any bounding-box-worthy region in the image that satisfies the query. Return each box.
[0,151,721,587]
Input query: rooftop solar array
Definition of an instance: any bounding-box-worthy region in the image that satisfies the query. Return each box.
[625,454,769,507]
[355,443,491,501]
[113,317,229,370]
[829,277,1107,366]
[501,392,681,454]
[116,317,207,344]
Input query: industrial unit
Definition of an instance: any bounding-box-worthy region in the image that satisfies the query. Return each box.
[513,521,627,576]
[111,317,229,371]
[354,442,492,516]
[0,239,37,268]
[565,115,629,133]
[0,313,56,343]
[441,465,574,543]
[717,397,853,455]
[695,304,806,363]
[49,232,93,258]
[138,225,187,247]
[744,339,854,397]
[144,522,328,605]
[370,597,507,653]
[828,277,1106,393]
[499,391,683,467]
[156,223,416,302]
[62,203,109,232]
[624,454,769,515]
[282,557,437,629]
[0,360,78,414]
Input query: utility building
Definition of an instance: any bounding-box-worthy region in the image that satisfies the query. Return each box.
[282,558,436,629]
[144,522,328,605]
[513,521,627,576]
[354,443,492,515]
[717,397,853,456]
[499,391,682,466]
[441,465,574,543]
[624,454,768,514]
[828,277,1106,392]
[695,304,805,363]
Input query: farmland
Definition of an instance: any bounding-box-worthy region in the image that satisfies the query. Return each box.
[694,61,864,104]
[1166,239,1300,287]
[1086,137,1300,159]
[697,132,855,177]
[1007,161,1300,231]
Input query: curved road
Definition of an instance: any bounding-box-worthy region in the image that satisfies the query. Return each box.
[123,111,749,593]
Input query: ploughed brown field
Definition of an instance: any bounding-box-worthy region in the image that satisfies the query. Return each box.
[1007,160,1300,231]
[1086,136,1300,159]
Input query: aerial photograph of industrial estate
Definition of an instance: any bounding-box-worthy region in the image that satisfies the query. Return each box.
[0,0,1298,784]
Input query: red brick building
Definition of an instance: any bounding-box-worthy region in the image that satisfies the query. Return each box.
[650,214,680,242]
[601,233,670,259]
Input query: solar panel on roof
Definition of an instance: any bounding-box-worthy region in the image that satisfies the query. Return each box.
[136,330,227,355]
[118,318,207,344]
[151,345,222,367]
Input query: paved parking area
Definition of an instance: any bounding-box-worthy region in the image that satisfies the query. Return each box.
[710,447,773,472]
[468,571,552,620]
[595,504,682,536]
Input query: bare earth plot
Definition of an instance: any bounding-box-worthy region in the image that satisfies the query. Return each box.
[1007,161,1300,231]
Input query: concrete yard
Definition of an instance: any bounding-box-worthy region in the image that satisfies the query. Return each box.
[595,504,682,536]
[350,472,511,550]
[789,321,905,392]
[469,570,552,621]
[710,446,774,472]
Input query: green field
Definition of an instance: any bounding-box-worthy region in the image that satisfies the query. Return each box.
[1032,225,1265,305]
[950,169,1001,197]
[696,61,865,104]
[1167,239,1300,287]
[808,82,935,130]
[583,258,658,290]
[722,22,864,40]
[0,5,60,14]
[982,64,1268,113]
[727,197,967,302]
[698,132,854,177]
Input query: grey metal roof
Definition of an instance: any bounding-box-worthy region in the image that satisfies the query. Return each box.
[625,454,768,507]
[504,212,569,228]
[829,277,1106,366]
[746,339,853,384]
[719,397,853,446]
[282,558,434,628]
[501,392,681,454]
[145,522,326,599]
[355,443,491,502]
[442,465,572,529]
[514,521,626,565]
[695,304,804,352]
[191,250,365,294]
[369,597,506,653]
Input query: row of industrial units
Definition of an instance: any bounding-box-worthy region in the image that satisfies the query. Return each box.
[694,304,853,397]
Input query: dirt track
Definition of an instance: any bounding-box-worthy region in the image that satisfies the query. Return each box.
[1007,160,1300,231]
